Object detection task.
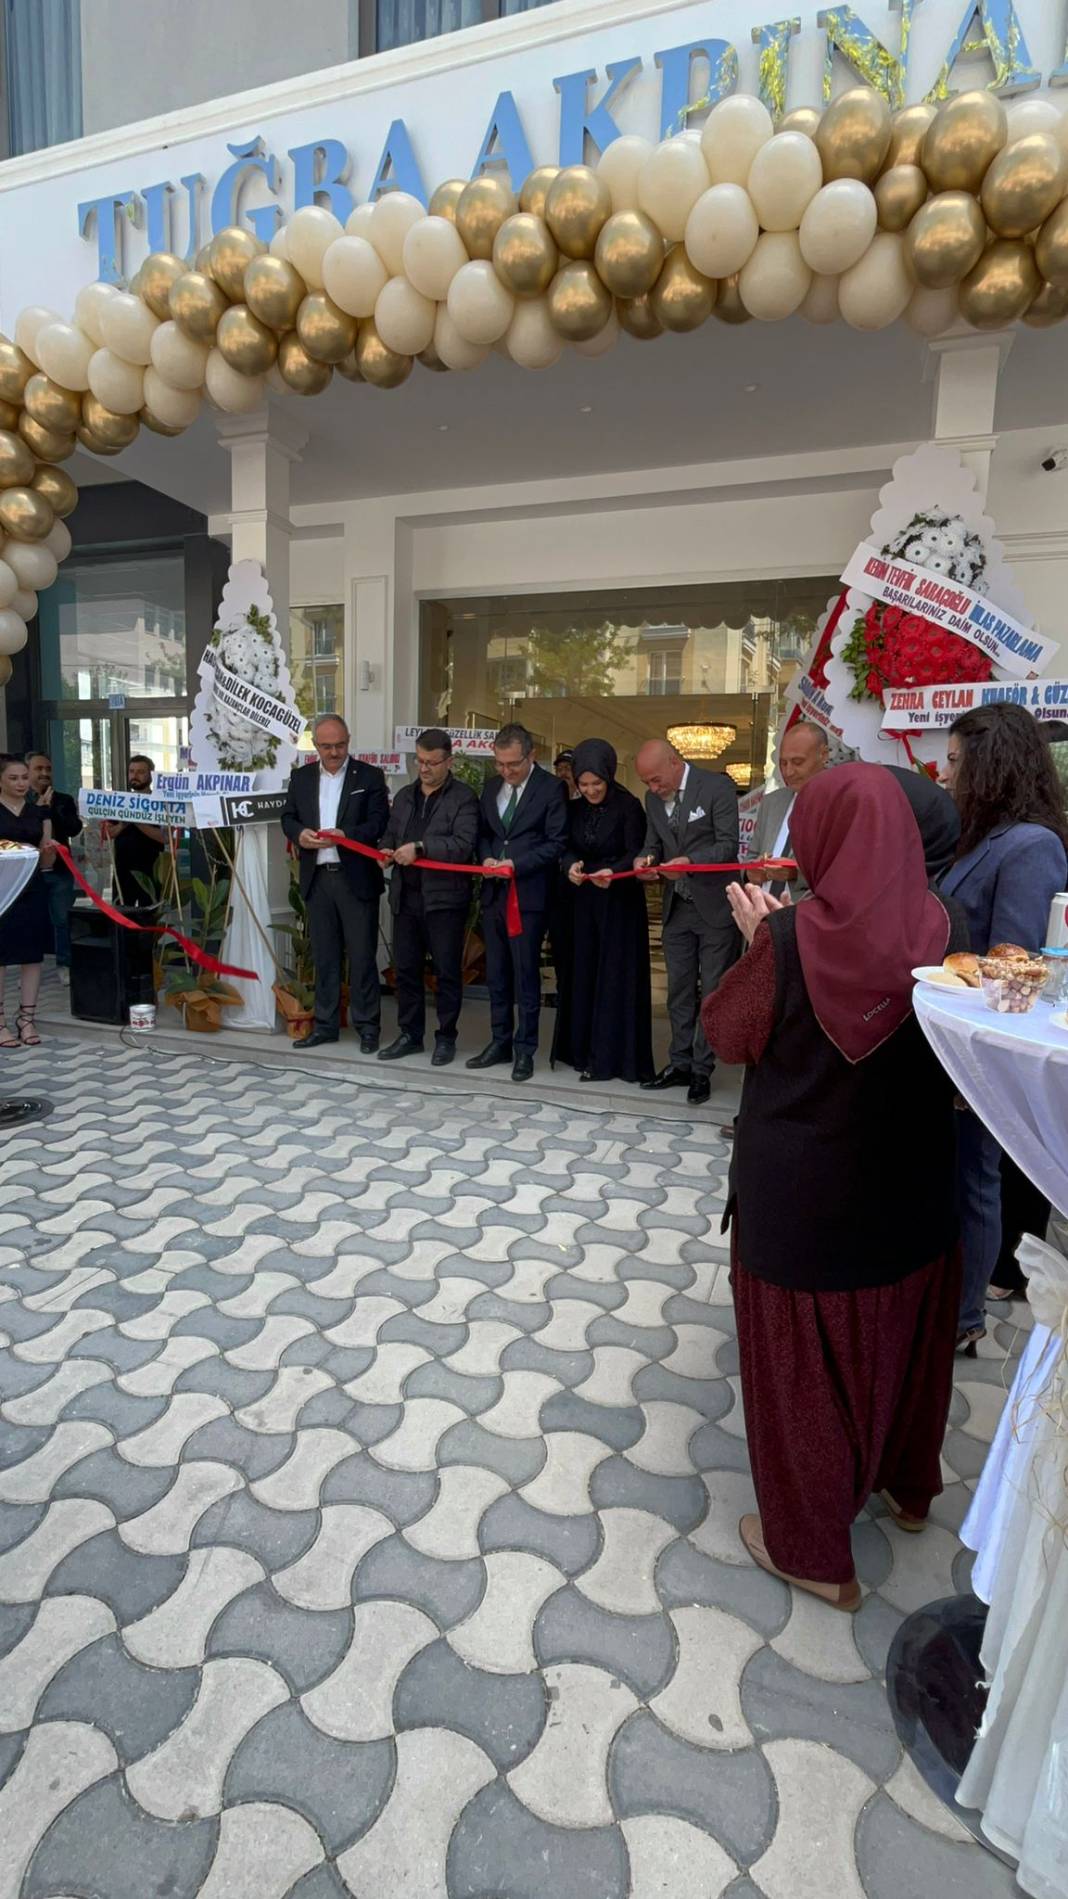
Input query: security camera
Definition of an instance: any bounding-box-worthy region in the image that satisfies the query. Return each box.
[1041,448,1068,473]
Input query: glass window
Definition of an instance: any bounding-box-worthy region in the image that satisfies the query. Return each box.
[4,0,83,157]
[376,0,483,53]
[37,553,187,701]
[291,603,344,748]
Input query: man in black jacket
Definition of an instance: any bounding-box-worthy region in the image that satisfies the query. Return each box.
[26,751,83,986]
[469,722,569,1082]
[281,716,389,1052]
[378,728,479,1067]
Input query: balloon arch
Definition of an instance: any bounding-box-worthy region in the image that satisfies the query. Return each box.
[1,82,1067,678]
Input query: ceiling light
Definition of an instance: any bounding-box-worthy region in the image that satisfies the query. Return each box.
[667,723,737,761]
[726,762,753,787]
[743,383,759,394]
[438,424,449,432]
[579,404,593,414]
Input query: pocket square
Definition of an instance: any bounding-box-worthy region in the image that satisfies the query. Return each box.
[688,805,706,821]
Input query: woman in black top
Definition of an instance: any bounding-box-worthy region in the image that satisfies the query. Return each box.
[552,740,654,1085]
[0,754,55,1045]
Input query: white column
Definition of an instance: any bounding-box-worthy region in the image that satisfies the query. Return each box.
[213,405,306,1032]
[924,332,1013,501]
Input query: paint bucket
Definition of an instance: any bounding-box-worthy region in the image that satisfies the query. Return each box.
[129,1002,156,1032]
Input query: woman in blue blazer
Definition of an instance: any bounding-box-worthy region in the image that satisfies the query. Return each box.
[938,703,1068,1352]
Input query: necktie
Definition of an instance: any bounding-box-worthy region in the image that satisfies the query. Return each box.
[502,787,518,833]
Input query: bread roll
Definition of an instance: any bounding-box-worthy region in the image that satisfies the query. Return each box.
[944,953,980,988]
[988,944,1030,962]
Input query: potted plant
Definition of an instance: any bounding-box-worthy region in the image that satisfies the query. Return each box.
[148,857,243,1034]
[273,857,316,1039]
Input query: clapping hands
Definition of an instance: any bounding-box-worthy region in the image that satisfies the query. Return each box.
[727,880,789,945]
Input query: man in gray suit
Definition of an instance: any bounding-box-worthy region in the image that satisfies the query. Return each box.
[634,739,740,1105]
[747,721,830,898]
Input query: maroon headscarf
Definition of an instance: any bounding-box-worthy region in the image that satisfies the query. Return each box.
[790,762,950,1064]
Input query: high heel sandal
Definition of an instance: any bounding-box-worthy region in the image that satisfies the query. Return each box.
[955,1325,986,1358]
[15,1008,40,1047]
[0,1013,18,1049]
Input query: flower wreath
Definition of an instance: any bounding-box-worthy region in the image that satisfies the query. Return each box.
[205,603,283,773]
[840,510,994,705]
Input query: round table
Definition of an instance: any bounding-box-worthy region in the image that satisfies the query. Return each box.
[0,847,54,1128]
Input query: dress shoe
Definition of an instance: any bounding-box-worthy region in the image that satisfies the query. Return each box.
[359,1031,380,1055]
[512,1052,534,1082]
[293,1030,339,1050]
[687,1075,712,1106]
[431,1042,456,1068]
[466,1042,513,1070]
[641,1065,692,1092]
[378,1033,424,1061]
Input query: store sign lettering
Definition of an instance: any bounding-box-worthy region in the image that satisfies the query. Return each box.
[78,0,1068,282]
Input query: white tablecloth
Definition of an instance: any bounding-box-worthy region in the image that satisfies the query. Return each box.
[0,848,38,921]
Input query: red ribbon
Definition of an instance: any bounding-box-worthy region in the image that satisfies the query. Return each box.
[52,842,258,982]
[318,833,524,939]
[600,858,796,884]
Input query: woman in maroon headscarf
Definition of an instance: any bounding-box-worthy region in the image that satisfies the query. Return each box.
[702,763,966,1612]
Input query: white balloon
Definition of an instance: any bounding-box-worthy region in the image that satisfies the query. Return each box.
[432,305,489,371]
[573,307,621,357]
[799,179,877,274]
[505,298,564,370]
[204,350,266,413]
[1007,100,1062,141]
[638,138,710,242]
[35,321,95,392]
[149,320,209,390]
[374,277,436,355]
[446,261,515,346]
[905,283,960,337]
[345,203,378,242]
[369,192,426,275]
[799,273,841,323]
[748,132,824,233]
[44,520,72,563]
[738,231,812,319]
[684,183,759,278]
[0,610,28,657]
[838,231,913,330]
[597,135,654,214]
[6,540,57,592]
[322,235,389,318]
[75,282,121,349]
[10,588,37,621]
[403,216,467,301]
[14,306,61,367]
[0,560,16,610]
[87,348,145,415]
[99,290,159,366]
[702,94,774,187]
[142,368,202,427]
[286,206,345,290]
[269,226,290,260]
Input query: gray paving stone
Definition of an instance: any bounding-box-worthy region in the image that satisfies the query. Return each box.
[0,1499,46,1554]
[499,1338,593,1386]
[343,1400,402,1445]
[192,1489,319,1568]
[174,1359,276,1406]
[590,1456,708,1534]
[609,1709,774,1864]
[181,1417,295,1481]
[534,1585,676,1698]
[294,1387,363,1431]
[477,1491,601,1575]
[942,1429,991,1482]
[466,1292,550,1331]
[24,1773,217,1898]
[53,1448,175,1520]
[62,1386,168,1439]
[0,1599,37,1657]
[0,1352,53,1401]
[172,1307,263,1351]
[654,1539,790,1638]
[353,1533,485,1628]
[854,1593,905,1680]
[46,1528,188,1623]
[438,1420,547,1487]
[742,1646,902,1781]
[69,1329,166,1373]
[448,1779,629,1899]
[37,1630,200,1763]
[588,1317,677,1358]
[688,1420,754,1474]
[394,1635,548,1768]
[320,1450,437,1526]
[169,1264,256,1302]
[208,1581,352,1691]
[273,1288,354,1328]
[71,1284,158,1321]
[379,1312,468,1357]
[853,1517,895,1589]
[855,1790,1020,1897]
[540,1391,645,1450]
[224,1700,395,1852]
[0,1304,68,1345]
[0,1728,24,1786]
[287,1865,350,1899]
[405,1361,501,1415]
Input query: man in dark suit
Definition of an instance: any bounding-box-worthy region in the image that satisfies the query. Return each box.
[469,722,569,1082]
[378,728,479,1068]
[281,715,389,1052]
[634,739,740,1105]
[26,750,83,986]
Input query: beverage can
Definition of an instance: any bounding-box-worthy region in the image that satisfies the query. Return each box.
[1047,893,1068,951]
[129,1002,156,1032]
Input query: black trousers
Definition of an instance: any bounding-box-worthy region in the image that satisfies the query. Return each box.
[484,900,546,1055]
[307,866,380,1036]
[393,898,466,1043]
[663,902,740,1077]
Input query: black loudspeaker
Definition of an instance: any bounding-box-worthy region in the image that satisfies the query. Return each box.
[70,904,156,1026]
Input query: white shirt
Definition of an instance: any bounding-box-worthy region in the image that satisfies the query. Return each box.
[316,760,348,864]
[771,795,795,862]
[497,765,534,822]
[663,762,690,823]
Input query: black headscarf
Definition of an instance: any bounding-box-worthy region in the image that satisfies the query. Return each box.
[884,764,961,882]
[570,740,620,856]
[572,739,617,785]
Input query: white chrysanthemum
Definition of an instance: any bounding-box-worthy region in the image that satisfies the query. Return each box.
[937,525,966,556]
[905,540,927,563]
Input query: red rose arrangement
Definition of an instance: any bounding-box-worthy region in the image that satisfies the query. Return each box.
[843,602,993,704]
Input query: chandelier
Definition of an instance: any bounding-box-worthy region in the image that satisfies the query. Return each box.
[667,723,737,761]
[726,762,752,787]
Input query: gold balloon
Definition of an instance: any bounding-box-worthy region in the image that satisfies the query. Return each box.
[195,243,215,273]
[0,336,32,404]
[455,175,518,260]
[594,210,664,298]
[244,255,306,331]
[81,394,140,448]
[982,134,1068,240]
[545,166,612,260]
[356,320,412,389]
[780,106,822,139]
[816,87,892,183]
[23,372,81,434]
[0,429,35,489]
[1024,280,1068,327]
[416,342,449,372]
[959,239,1040,329]
[0,399,18,431]
[32,463,78,517]
[216,304,279,375]
[18,414,75,463]
[428,179,467,224]
[140,406,186,436]
[209,226,265,300]
[649,244,716,332]
[277,333,333,395]
[616,294,665,340]
[547,261,613,340]
[1037,199,1068,288]
[492,214,558,297]
[76,426,125,458]
[875,164,928,233]
[0,486,54,541]
[921,90,1007,194]
[886,103,938,171]
[169,270,228,340]
[712,273,753,325]
[906,191,987,288]
[519,166,560,220]
[139,252,185,319]
[336,347,363,383]
[296,292,358,365]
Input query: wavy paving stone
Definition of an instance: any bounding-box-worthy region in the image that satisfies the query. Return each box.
[250,1429,362,1510]
[337,1726,495,1899]
[353,1532,486,1629]
[574,1507,677,1616]
[118,1459,243,1555]
[878,1521,964,1617]
[323,1297,407,1350]
[627,1402,706,1476]
[534,1585,675,1700]
[450,1550,563,1673]
[0,1497,114,1601]
[273,1503,393,1610]
[442,1320,522,1377]
[117,1391,227,1467]
[303,1257,382,1300]
[22,1770,217,1899]
[118,1288,211,1340]
[301,1599,438,1741]
[856,1790,1022,1899]
[518,1432,611,1516]
[650,1605,761,1750]
[22,1264,115,1311]
[447,1778,628,1899]
[37,1630,199,1764]
[225,1701,395,1854]
[198,1800,325,1898]
[404,1465,509,1560]
[126,1655,289,1821]
[123,1544,264,1666]
[0,1419,112,1502]
[116,1335,219,1395]
[884,1752,972,1844]
[751,1738,874,1899]
[0,1594,115,1732]
[689,1470,760,1565]
[1,1358,111,1425]
[416,1277,489,1325]
[478,1489,601,1576]
[342,1342,430,1404]
[609,1709,774,1864]
[572,1345,647,1407]
[531,1299,607,1353]
[12,1308,113,1363]
[233,1364,335,1433]
[509,1661,637,1826]
[477,1368,561,1439]
[0,1720,118,1899]
[771,1587,872,1684]
[621,1814,737,1898]
[372,1398,467,1471]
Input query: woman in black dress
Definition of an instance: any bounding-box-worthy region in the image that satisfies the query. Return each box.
[552,739,654,1085]
[0,755,54,1046]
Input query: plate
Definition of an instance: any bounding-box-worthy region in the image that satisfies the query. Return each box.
[912,966,985,1001]
[1051,1012,1068,1035]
